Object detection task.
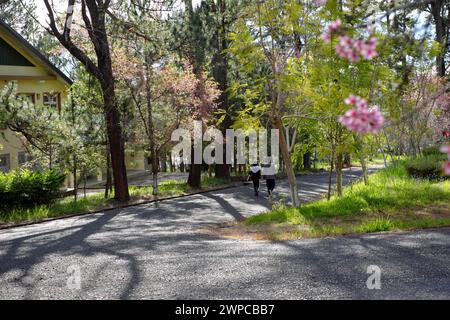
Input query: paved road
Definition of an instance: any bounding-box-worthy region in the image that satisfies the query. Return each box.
[1,168,449,300]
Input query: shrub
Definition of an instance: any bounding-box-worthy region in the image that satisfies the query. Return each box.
[405,155,447,180]
[422,146,442,157]
[0,169,66,209]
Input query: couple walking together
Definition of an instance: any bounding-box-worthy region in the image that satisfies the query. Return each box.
[248,161,276,197]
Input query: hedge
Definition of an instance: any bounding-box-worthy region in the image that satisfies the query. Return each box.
[405,154,447,180]
[422,146,442,157]
[0,169,66,209]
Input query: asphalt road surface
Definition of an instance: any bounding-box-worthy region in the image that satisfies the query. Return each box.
[1,168,449,300]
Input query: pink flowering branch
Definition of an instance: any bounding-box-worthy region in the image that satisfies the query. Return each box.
[339,95,385,134]
[321,19,378,62]
[440,145,450,176]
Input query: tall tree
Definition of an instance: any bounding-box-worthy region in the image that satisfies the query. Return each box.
[428,0,449,77]
[229,0,317,206]
[0,0,38,41]
[43,0,130,201]
[171,0,209,188]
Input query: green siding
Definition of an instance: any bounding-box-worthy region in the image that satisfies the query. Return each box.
[0,37,34,66]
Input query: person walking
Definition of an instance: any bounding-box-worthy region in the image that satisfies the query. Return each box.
[265,174,276,196]
[248,163,262,196]
[262,158,276,196]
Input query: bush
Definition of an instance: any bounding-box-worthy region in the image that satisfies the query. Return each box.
[422,146,442,157]
[405,155,447,180]
[0,169,66,209]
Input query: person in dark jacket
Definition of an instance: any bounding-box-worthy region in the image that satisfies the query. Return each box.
[248,163,262,196]
[262,158,276,196]
[266,176,276,196]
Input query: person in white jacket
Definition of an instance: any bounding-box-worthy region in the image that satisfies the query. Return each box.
[248,163,262,196]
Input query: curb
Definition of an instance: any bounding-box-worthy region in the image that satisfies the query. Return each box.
[0,182,248,231]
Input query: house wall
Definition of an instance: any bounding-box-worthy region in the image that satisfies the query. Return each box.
[0,25,71,173]
[0,129,23,170]
[0,78,69,172]
[0,26,149,187]
[0,78,69,101]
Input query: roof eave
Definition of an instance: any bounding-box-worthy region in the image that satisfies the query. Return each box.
[0,19,73,86]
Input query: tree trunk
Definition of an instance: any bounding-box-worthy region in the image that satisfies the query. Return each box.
[327,152,334,201]
[152,171,158,196]
[161,153,167,173]
[188,143,202,189]
[144,57,159,196]
[212,0,231,181]
[71,90,78,202]
[187,118,203,189]
[43,0,130,202]
[336,153,343,197]
[73,156,77,202]
[313,148,317,169]
[303,152,311,170]
[49,142,53,170]
[344,153,351,168]
[208,165,213,178]
[381,147,387,168]
[105,141,112,199]
[169,154,175,172]
[383,130,397,166]
[431,0,446,77]
[375,134,387,167]
[360,155,369,186]
[83,169,87,198]
[101,78,129,202]
[151,155,159,196]
[272,114,299,207]
[188,164,202,188]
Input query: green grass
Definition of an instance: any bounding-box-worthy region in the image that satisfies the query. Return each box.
[0,176,231,225]
[243,161,450,239]
[355,218,397,233]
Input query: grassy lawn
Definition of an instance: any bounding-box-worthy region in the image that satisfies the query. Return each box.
[209,163,450,240]
[311,154,392,171]
[0,177,230,226]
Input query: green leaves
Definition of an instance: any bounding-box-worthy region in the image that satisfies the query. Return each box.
[0,169,66,210]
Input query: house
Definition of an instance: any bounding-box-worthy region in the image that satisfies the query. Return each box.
[0,19,151,187]
[0,18,72,172]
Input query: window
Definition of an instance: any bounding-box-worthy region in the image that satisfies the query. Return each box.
[0,154,10,172]
[18,93,35,104]
[18,152,31,166]
[43,93,60,109]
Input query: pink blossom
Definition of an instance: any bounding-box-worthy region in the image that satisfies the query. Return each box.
[344,94,368,108]
[314,0,328,6]
[441,145,450,165]
[335,36,359,62]
[345,95,359,105]
[334,36,377,62]
[339,95,384,134]
[328,19,342,32]
[358,37,378,60]
[356,98,368,109]
[440,144,450,155]
[443,161,450,176]
[321,19,342,44]
[321,20,378,62]
[321,32,331,44]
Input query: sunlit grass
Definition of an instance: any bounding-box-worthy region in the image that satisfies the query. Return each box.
[354,218,397,233]
[0,176,231,225]
[243,162,450,239]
